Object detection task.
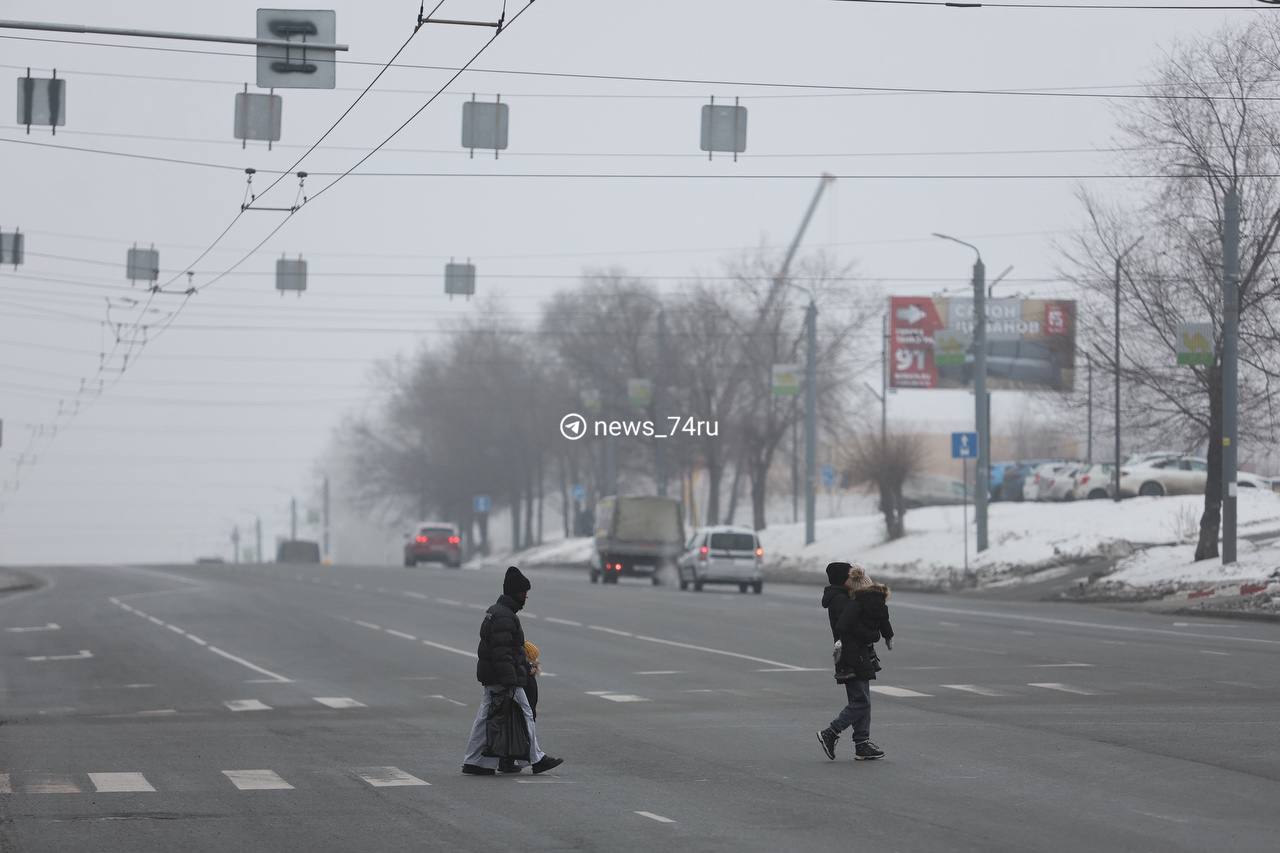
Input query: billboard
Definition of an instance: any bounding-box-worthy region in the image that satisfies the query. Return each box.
[889,296,1076,391]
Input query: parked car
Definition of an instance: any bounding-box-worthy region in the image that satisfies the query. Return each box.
[1024,462,1076,501]
[991,458,1065,502]
[677,526,763,593]
[902,474,968,508]
[1071,463,1117,500]
[403,522,462,567]
[277,539,321,564]
[589,495,685,585]
[1044,465,1084,501]
[1119,457,1206,497]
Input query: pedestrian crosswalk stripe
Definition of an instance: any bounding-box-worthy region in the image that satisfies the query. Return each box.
[1028,682,1101,696]
[870,686,933,698]
[225,699,272,712]
[940,684,1005,697]
[223,769,293,791]
[24,774,81,794]
[314,696,366,709]
[353,767,430,787]
[585,691,649,703]
[89,772,155,793]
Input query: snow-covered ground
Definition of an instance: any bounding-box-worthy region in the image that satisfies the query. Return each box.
[509,490,1280,592]
[1102,539,1280,589]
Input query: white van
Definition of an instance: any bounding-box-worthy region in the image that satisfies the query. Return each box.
[677,526,764,594]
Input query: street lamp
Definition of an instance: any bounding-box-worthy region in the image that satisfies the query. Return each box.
[1112,237,1143,503]
[773,279,820,546]
[933,232,988,553]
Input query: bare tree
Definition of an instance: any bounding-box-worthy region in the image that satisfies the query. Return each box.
[844,431,925,541]
[1062,20,1280,560]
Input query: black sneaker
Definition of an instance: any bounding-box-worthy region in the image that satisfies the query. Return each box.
[530,755,564,774]
[497,758,523,774]
[854,740,885,761]
[461,764,496,775]
[816,728,838,761]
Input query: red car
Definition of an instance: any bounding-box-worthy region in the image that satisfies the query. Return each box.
[404,522,462,568]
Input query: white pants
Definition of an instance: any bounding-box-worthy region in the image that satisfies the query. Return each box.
[462,685,545,769]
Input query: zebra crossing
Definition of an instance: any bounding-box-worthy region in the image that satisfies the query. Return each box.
[0,766,433,795]
[869,682,1108,699]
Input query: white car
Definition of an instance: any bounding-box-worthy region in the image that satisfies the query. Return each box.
[1119,457,1206,497]
[677,526,763,594]
[1071,463,1117,500]
[1045,465,1085,501]
[1024,463,1076,501]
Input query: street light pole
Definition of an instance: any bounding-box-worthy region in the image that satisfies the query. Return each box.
[1223,186,1241,564]
[655,308,669,498]
[1113,237,1143,503]
[934,233,987,552]
[804,298,818,546]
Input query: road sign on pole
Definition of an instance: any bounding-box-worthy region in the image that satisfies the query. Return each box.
[572,484,586,502]
[951,431,978,459]
[821,464,835,489]
[256,9,338,89]
[473,495,491,514]
[771,364,801,398]
[1177,322,1214,366]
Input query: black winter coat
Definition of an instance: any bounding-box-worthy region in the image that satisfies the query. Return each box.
[823,584,893,681]
[475,594,529,687]
[846,588,894,645]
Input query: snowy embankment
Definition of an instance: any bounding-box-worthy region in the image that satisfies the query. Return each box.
[509,491,1280,593]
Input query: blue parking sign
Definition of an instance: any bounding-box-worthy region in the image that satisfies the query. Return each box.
[473,494,492,514]
[572,484,586,501]
[821,464,836,488]
[951,432,978,459]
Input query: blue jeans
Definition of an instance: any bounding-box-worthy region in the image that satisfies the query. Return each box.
[830,679,871,743]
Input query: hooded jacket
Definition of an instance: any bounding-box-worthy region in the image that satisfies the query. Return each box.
[821,584,852,641]
[476,593,529,687]
[846,585,894,646]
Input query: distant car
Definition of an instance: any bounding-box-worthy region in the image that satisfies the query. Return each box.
[277,539,321,564]
[404,522,462,568]
[677,526,763,594]
[1071,463,1117,500]
[991,458,1065,502]
[1044,465,1084,501]
[195,556,226,565]
[1119,456,1207,497]
[902,474,968,508]
[1024,462,1075,501]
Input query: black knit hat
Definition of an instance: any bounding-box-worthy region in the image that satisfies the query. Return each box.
[503,565,531,597]
[825,561,852,586]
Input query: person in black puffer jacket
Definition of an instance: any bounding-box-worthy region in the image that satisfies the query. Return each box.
[461,567,564,776]
[816,564,891,762]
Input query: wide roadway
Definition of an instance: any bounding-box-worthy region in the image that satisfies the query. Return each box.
[1,559,1277,852]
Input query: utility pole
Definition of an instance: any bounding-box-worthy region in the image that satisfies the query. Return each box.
[804,298,818,546]
[1223,185,1240,564]
[1086,354,1093,464]
[1113,237,1142,503]
[290,497,297,541]
[655,309,668,498]
[255,516,262,563]
[322,475,331,563]
[232,525,241,564]
[791,409,799,524]
[881,313,888,442]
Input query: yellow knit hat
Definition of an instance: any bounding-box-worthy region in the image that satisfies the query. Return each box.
[523,641,540,662]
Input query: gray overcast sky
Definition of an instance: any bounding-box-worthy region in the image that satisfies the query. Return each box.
[0,0,1263,563]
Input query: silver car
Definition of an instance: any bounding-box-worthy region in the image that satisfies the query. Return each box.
[677,526,764,594]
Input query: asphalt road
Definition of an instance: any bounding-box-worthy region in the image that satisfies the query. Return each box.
[1,560,1278,852]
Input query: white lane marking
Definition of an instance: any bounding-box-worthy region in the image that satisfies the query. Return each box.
[1030,663,1094,668]
[585,691,650,703]
[25,775,81,794]
[386,629,417,640]
[937,621,960,627]
[682,689,716,693]
[26,650,93,662]
[403,591,429,600]
[147,616,165,626]
[635,811,676,824]
[314,696,366,709]
[186,634,208,646]
[0,773,9,794]
[634,670,684,675]
[134,709,178,716]
[354,767,430,787]
[1028,682,1101,696]
[941,684,1005,697]
[1201,650,1230,656]
[352,584,365,591]
[522,612,539,619]
[123,683,154,689]
[517,779,572,784]
[5,623,60,633]
[629,633,806,670]
[588,625,634,637]
[756,667,827,673]
[89,772,155,793]
[354,620,381,630]
[225,699,272,712]
[871,686,933,698]
[223,769,293,791]
[207,646,293,684]
[166,624,186,636]
[421,639,474,658]
[436,598,463,607]
[895,601,1280,647]
[545,617,582,627]
[1012,630,1036,636]
[464,603,485,610]
[428,694,467,707]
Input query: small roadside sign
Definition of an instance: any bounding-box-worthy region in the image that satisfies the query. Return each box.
[771,364,801,398]
[951,432,978,459]
[1177,322,1214,366]
[572,484,586,501]
[821,464,836,488]
[473,495,491,514]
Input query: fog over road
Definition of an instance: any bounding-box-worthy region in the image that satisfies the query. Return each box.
[1,561,1277,852]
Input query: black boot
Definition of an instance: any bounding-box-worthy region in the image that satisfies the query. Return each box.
[461,764,496,775]
[531,755,564,774]
[498,758,523,774]
[816,728,838,761]
[854,740,885,761]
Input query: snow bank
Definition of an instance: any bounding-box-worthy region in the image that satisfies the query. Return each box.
[1104,539,1280,588]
